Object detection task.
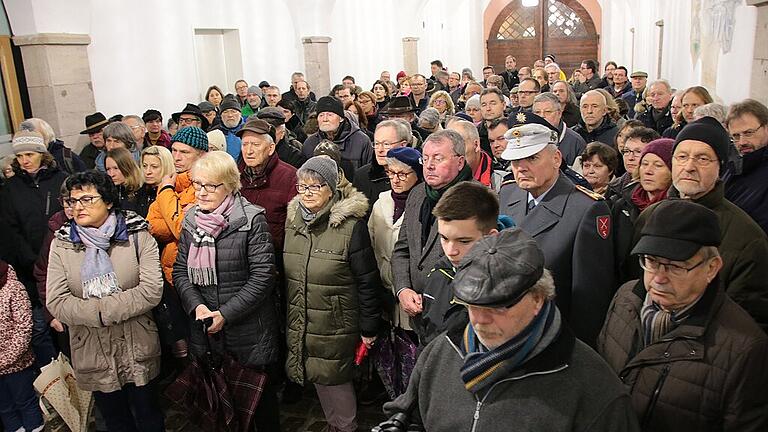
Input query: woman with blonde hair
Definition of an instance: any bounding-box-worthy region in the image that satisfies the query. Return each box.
[174,151,281,430]
[428,90,455,123]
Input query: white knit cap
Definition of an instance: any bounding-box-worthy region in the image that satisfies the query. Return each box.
[12,130,47,154]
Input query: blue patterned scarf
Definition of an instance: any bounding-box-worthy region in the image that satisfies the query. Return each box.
[460,300,559,395]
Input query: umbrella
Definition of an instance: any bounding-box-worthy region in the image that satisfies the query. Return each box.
[372,327,418,400]
[165,319,267,432]
[33,353,93,432]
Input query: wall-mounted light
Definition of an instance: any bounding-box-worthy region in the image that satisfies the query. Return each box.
[522,0,539,7]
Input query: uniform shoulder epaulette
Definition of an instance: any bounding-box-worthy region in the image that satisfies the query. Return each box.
[500,172,516,187]
[575,185,604,201]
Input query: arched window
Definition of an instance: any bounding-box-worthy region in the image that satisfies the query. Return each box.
[496,7,536,39]
[547,0,587,37]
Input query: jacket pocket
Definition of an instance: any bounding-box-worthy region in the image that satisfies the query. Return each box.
[331,295,344,330]
[69,327,109,374]
[132,316,161,361]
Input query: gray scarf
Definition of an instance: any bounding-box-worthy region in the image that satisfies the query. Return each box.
[76,212,121,299]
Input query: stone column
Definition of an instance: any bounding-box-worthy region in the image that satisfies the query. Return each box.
[12,33,95,152]
[748,0,768,106]
[402,37,419,76]
[302,36,332,97]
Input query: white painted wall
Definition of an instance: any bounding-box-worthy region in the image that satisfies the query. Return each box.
[598,0,757,105]
[3,0,490,124]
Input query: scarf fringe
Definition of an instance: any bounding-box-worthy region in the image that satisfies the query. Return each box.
[82,272,121,299]
[188,267,218,286]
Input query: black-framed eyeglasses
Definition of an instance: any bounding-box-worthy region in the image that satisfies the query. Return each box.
[731,125,765,142]
[191,181,224,193]
[178,116,200,125]
[63,195,102,208]
[673,154,717,167]
[638,254,707,277]
[296,183,327,194]
[385,170,413,181]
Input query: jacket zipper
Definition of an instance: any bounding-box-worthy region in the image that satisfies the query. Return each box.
[470,400,482,432]
[641,363,670,428]
[45,191,51,215]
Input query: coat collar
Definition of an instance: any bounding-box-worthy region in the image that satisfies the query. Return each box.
[287,184,368,230]
[182,194,256,236]
[507,174,573,237]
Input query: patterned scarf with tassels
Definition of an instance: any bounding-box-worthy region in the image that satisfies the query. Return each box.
[77,212,120,299]
[187,194,235,286]
[460,300,559,395]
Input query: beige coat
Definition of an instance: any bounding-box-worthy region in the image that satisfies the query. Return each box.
[46,215,163,393]
[368,191,411,330]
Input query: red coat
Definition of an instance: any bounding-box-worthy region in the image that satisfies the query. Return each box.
[239,153,298,255]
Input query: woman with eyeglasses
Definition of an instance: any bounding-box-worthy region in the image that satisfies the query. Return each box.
[428,90,456,124]
[174,151,282,430]
[284,156,382,432]
[611,138,674,283]
[46,170,165,431]
[368,147,422,346]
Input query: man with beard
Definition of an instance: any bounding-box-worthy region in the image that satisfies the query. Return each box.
[499,55,520,90]
[722,99,768,234]
[301,96,372,179]
[214,96,245,160]
[292,80,316,124]
[241,85,262,118]
[78,112,109,169]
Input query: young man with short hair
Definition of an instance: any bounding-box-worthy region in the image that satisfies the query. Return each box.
[416,181,513,346]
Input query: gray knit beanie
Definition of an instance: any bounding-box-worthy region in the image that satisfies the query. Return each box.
[299,156,338,194]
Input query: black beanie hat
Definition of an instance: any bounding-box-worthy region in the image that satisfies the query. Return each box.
[316,96,345,118]
[220,95,242,113]
[673,116,730,171]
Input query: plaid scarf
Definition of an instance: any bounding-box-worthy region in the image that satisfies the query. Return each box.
[641,292,697,346]
[188,194,235,286]
[460,300,559,395]
[77,212,120,299]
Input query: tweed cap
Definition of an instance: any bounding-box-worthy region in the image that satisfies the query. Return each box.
[172,126,209,152]
[453,229,545,308]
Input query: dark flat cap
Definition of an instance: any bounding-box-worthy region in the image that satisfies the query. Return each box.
[256,107,286,126]
[631,199,721,261]
[236,118,276,142]
[453,229,544,308]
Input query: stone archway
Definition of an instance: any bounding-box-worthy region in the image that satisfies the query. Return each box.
[486,0,600,76]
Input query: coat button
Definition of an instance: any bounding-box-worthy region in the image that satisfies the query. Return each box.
[690,350,696,355]
[663,352,670,358]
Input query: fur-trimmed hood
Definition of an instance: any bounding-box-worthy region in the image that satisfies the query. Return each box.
[287,181,368,228]
[54,210,149,245]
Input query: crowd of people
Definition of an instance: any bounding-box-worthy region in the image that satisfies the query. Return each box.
[0,54,767,432]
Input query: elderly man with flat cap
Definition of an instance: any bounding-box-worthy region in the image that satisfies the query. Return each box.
[599,199,768,431]
[633,116,768,331]
[499,118,614,346]
[256,107,307,168]
[379,229,639,432]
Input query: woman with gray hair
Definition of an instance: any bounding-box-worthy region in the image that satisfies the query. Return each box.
[464,94,483,125]
[97,122,141,170]
[284,156,382,432]
[418,107,443,137]
[368,147,422,341]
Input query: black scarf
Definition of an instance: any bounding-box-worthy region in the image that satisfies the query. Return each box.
[391,189,411,224]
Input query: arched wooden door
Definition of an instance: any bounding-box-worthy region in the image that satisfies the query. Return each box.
[487,0,598,79]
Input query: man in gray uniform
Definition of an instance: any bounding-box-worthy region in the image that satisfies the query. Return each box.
[499,119,614,346]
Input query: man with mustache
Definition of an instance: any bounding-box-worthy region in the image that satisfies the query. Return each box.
[722,99,768,234]
[381,229,639,431]
[633,116,768,332]
[599,200,768,431]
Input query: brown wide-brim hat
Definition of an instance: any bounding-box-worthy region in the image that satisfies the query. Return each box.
[80,112,109,135]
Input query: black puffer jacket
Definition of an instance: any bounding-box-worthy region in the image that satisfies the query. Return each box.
[352,160,390,212]
[174,194,279,368]
[0,163,67,296]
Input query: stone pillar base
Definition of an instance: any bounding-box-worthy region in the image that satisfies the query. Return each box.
[13,33,95,152]
[402,37,419,76]
[302,36,332,97]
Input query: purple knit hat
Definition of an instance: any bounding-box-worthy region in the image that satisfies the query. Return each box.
[640,138,675,170]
